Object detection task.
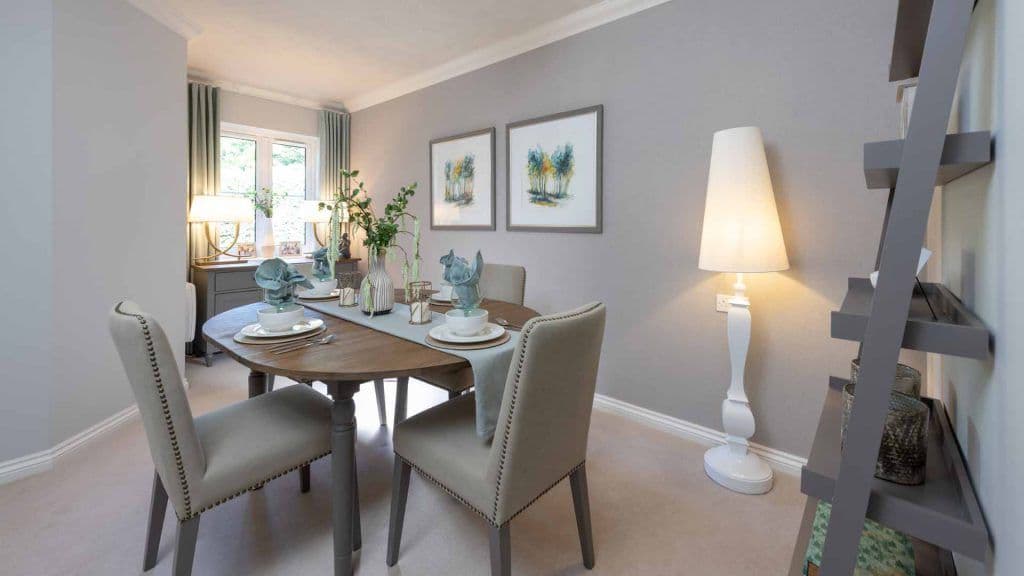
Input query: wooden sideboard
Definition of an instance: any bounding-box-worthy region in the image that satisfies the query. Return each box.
[190,257,361,365]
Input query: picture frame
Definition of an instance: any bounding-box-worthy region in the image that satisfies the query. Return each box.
[429,127,496,230]
[506,105,603,233]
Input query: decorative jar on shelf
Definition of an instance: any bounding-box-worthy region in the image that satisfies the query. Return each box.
[360,247,394,315]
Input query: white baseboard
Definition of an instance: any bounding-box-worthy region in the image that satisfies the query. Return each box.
[0,405,139,486]
[593,394,806,474]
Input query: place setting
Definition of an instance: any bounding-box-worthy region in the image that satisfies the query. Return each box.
[423,251,510,351]
[232,260,333,353]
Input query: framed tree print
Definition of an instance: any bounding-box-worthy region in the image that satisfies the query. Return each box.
[430,127,496,230]
[506,105,603,233]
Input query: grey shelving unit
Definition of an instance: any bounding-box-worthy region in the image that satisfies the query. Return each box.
[789,0,993,574]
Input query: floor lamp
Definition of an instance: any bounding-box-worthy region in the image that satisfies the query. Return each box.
[697,126,789,495]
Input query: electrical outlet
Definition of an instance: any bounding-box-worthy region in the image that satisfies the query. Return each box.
[716,294,731,313]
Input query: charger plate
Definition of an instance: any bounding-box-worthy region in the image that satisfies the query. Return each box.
[234,325,326,345]
[297,289,341,301]
[425,331,510,351]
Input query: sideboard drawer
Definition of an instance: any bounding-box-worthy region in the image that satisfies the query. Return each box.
[215,270,257,292]
[214,290,262,315]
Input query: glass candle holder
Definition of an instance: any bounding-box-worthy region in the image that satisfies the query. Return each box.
[338,272,361,307]
[407,281,433,325]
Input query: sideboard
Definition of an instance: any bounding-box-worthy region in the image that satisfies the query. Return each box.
[190,257,361,365]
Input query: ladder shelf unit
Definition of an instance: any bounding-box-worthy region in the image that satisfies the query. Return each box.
[791,0,993,573]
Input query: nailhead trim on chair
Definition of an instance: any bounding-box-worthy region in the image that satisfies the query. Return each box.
[192,451,331,517]
[491,303,602,523]
[116,303,194,519]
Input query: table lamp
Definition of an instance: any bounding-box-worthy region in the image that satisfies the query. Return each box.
[698,126,789,494]
[301,200,348,247]
[188,195,255,262]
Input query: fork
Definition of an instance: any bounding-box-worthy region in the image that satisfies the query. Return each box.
[270,334,335,354]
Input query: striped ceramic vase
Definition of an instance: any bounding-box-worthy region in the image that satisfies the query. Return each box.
[360,247,394,315]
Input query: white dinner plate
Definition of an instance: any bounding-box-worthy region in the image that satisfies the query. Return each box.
[428,322,505,344]
[430,293,452,303]
[239,318,325,338]
[297,289,341,301]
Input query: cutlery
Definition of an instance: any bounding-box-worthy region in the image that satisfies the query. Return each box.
[495,318,522,330]
[265,333,322,352]
[270,334,335,354]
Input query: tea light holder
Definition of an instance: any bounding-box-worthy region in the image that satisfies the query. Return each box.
[407,281,433,325]
[338,272,361,307]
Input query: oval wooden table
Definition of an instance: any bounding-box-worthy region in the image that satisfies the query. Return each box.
[203,295,539,576]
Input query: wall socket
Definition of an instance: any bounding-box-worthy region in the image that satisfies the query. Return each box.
[716,294,731,313]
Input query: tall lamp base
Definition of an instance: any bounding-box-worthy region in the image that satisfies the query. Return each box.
[704,444,773,495]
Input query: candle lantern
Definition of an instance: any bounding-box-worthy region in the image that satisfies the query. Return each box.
[407,281,433,325]
[338,272,361,307]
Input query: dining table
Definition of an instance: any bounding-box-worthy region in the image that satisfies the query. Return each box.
[202,291,539,576]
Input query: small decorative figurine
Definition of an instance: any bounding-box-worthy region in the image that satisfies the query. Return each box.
[311,247,332,281]
[441,250,484,313]
[339,232,352,259]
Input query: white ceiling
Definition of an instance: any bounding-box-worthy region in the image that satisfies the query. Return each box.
[163,0,610,110]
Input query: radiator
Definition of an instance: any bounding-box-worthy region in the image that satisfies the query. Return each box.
[185,282,196,343]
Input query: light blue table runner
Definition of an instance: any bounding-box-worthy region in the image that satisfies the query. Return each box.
[300,300,519,439]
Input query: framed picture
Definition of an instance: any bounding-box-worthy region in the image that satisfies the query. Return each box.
[506,105,603,233]
[430,127,496,230]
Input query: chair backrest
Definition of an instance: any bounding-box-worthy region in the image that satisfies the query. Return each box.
[109,301,205,520]
[486,302,605,526]
[480,263,526,305]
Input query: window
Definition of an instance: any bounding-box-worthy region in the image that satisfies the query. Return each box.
[218,123,319,257]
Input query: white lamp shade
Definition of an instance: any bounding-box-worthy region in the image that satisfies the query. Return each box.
[300,200,333,223]
[698,126,789,273]
[188,195,255,223]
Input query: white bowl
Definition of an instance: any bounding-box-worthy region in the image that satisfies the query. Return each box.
[257,305,305,333]
[308,278,337,296]
[445,308,488,336]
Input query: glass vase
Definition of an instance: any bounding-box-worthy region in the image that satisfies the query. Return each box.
[360,248,394,315]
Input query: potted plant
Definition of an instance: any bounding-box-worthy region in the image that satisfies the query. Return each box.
[246,187,286,258]
[319,169,420,315]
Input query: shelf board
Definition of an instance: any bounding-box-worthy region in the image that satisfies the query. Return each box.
[801,378,990,561]
[831,277,990,359]
[864,131,992,189]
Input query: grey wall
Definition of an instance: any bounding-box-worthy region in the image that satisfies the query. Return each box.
[49,0,188,447]
[940,0,1023,573]
[0,0,187,466]
[352,0,902,456]
[220,90,319,135]
[0,1,54,462]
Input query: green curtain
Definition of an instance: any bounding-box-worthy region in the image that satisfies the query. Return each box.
[318,109,350,201]
[187,82,220,269]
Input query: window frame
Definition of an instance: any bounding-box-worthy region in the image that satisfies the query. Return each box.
[220,122,320,256]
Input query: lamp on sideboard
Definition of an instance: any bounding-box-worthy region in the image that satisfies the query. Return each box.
[188,195,255,262]
[301,199,348,247]
[697,126,789,495]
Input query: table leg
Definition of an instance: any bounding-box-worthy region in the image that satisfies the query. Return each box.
[248,370,268,398]
[394,376,409,424]
[326,381,360,576]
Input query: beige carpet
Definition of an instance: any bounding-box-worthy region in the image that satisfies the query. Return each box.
[0,357,805,575]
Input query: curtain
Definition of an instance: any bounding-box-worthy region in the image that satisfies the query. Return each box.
[319,109,350,201]
[187,82,220,269]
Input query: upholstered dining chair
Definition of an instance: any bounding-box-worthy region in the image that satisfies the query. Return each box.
[109,301,334,576]
[386,302,606,576]
[370,263,528,426]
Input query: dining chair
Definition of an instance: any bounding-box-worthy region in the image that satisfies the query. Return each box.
[386,302,606,576]
[109,301,336,576]
[369,263,527,426]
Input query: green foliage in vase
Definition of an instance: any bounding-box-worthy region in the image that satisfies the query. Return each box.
[246,187,287,218]
[318,169,422,283]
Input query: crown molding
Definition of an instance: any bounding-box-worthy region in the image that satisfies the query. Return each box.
[188,73,347,113]
[346,0,675,111]
[125,0,203,40]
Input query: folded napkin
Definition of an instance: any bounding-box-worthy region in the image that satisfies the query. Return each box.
[300,301,519,439]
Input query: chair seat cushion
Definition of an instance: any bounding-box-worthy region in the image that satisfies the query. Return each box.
[193,384,332,513]
[393,393,496,521]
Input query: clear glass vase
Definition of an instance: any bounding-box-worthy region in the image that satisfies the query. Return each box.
[360,248,394,315]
